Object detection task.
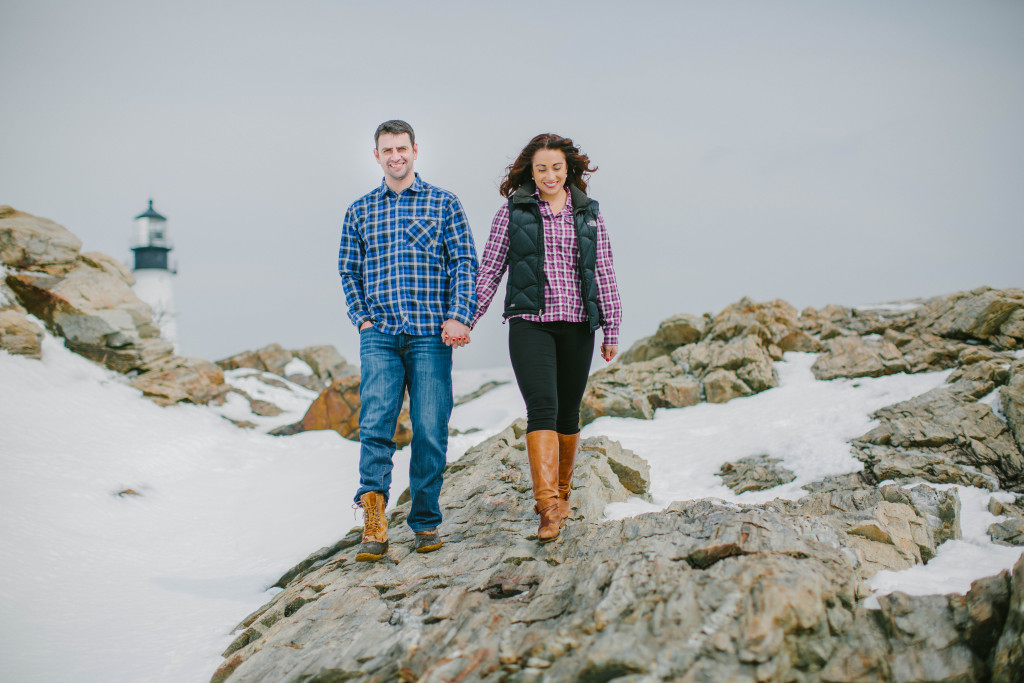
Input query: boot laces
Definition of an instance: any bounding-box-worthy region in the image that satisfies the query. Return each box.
[356,500,383,536]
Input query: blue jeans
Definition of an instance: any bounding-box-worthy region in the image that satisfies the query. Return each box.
[354,329,453,532]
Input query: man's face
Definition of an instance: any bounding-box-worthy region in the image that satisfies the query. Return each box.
[374,132,417,182]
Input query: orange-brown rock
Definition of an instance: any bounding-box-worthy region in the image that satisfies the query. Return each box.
[130,356,227,406]
[0,308,44,359]
[272,375,412,447]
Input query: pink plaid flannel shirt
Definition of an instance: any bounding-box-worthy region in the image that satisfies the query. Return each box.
[473,188,622,345]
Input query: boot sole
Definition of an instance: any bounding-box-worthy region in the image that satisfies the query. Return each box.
[355,542,389,562]
[355,551,386,561]
[415,541,443,553]
[538,534,559,544]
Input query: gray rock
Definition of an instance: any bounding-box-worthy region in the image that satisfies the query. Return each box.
[218,343,356,392]
[811,336,909,381]
[209,415,1024,683]
[988,517,1024,547]
[296,344,355,382]
[6,257,172,373]
[581,356,700,425]
[0,205,82,269]
[1001,361,1024,452]
[992,554,1024,681]
[916,287,1024,346]
[217,343,294,376]
[129,355,227,406]
[897,333,964,374]
[620,313,709,364]
[946,358,1012,400]
[705,297,801,345]
[702,368,754,404]
[718,455,796,493]
[777,329,824,353]
[778,480,958,576]
[853,443,998,491]
[858,387,1024,492]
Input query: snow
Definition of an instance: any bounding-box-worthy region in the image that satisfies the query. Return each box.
[588,353,953,514]
[0,338,381,682]
[212,368,318,431]
[282,357,313,377]
[980,386,1005,421]
[1,340,1021,682]
[854,301,923,312]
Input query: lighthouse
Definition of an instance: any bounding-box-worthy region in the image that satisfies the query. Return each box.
[131,199,178,350]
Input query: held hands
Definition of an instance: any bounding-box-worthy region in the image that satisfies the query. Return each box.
[601,344,618,362]
[442,319,471,349]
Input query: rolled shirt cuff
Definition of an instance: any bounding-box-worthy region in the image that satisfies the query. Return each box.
[446,308,475,328]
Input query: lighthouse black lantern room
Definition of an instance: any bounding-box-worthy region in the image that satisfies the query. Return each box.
[132,199,171,270]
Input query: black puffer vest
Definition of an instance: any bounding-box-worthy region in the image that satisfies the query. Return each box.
[503,181,602,332]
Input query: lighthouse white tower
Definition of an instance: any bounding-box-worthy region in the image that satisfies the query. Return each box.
[131,199,179,350]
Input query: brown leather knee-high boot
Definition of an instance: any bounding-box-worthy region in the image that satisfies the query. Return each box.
[556,432,580,521]
[525,430,561,542]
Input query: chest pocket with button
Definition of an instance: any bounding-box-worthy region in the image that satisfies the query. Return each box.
[405,218,442,260]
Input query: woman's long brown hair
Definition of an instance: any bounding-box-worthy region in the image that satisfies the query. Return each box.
[499,133,598,198]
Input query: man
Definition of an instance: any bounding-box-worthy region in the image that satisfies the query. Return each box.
[338,120,477,561]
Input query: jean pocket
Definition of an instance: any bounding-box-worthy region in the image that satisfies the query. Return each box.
[405,218,441,256]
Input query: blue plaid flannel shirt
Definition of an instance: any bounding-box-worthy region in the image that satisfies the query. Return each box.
[338,174,478,335]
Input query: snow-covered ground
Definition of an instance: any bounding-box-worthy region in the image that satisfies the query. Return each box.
[0,339,1020,682]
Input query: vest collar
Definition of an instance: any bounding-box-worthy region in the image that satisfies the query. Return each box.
[511,180,593,211]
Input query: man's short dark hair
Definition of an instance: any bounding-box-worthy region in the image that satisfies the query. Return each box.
[374,120,415,148]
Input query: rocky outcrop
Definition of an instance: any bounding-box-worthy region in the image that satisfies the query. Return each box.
[619,313,709,363]
[583,302,783,424]
[7,254,173,372]
[586,289,1024,425]
[1002,361,1024,453]
[857,385,1024,493]
[210,421,1023,683]
[129,356,227,406]
[1,206,225,406]
[0,205,82,271]
[811,336,910,380]
[217,343,356,392]
[916,287,1024,349]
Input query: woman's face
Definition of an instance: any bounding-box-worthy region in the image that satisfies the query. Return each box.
[532,148,568,202]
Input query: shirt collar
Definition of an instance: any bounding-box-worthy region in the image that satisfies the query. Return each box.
[531,185,573,212]
[377,172,426,198]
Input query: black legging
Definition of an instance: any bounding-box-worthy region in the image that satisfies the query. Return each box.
[508,318,595,434]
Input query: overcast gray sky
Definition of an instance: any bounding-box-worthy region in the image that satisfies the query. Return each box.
[3,0,1022,370]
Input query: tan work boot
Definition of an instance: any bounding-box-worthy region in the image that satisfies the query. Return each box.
[556,432,580,522]
[355,491,388,561]
[525,430,562,542]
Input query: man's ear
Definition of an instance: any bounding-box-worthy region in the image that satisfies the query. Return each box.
[412,143,419,160]
[373,148,381,162]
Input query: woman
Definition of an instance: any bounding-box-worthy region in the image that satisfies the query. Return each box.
[472,133,622,542]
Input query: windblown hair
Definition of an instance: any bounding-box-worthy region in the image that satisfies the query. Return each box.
[499,133,597,198]
[374,119,415,148]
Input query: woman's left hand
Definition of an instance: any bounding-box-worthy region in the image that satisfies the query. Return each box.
[601,344,618,362]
